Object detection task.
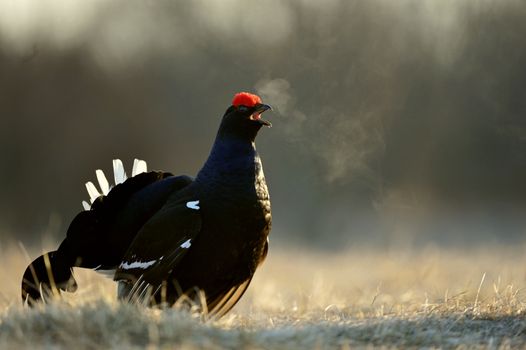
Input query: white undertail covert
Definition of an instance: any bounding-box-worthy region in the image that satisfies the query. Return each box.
[82,159,148,210]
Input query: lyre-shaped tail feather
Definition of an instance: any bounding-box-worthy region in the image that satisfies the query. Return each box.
[21,251,77,306]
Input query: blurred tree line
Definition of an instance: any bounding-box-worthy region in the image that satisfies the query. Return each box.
[1,1,525,248]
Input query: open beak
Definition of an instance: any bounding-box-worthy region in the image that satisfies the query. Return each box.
[251,103,273,127]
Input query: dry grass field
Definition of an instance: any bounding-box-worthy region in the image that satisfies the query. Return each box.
[1,242,526,349]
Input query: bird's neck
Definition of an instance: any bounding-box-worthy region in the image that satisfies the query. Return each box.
[196,136,259,183]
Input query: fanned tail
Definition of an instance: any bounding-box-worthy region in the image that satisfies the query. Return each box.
[82,159,148,211]
[23,158,148,305]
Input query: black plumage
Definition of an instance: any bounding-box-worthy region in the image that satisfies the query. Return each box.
[21,92,272,317]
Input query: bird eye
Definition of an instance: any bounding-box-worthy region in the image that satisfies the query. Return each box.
[238,106,248,112]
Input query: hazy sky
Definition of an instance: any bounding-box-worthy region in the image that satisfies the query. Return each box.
[1,0,526,248]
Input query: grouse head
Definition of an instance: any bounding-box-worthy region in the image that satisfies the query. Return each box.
[217,92,272,141]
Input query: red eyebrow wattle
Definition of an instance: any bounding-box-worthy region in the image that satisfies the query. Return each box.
[232,92,262,107]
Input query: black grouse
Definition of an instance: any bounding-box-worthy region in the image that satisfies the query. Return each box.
[21,92,272,317]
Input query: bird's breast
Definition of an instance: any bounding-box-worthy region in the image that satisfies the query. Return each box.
[177,151,272,284]
[195,157,271,264]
